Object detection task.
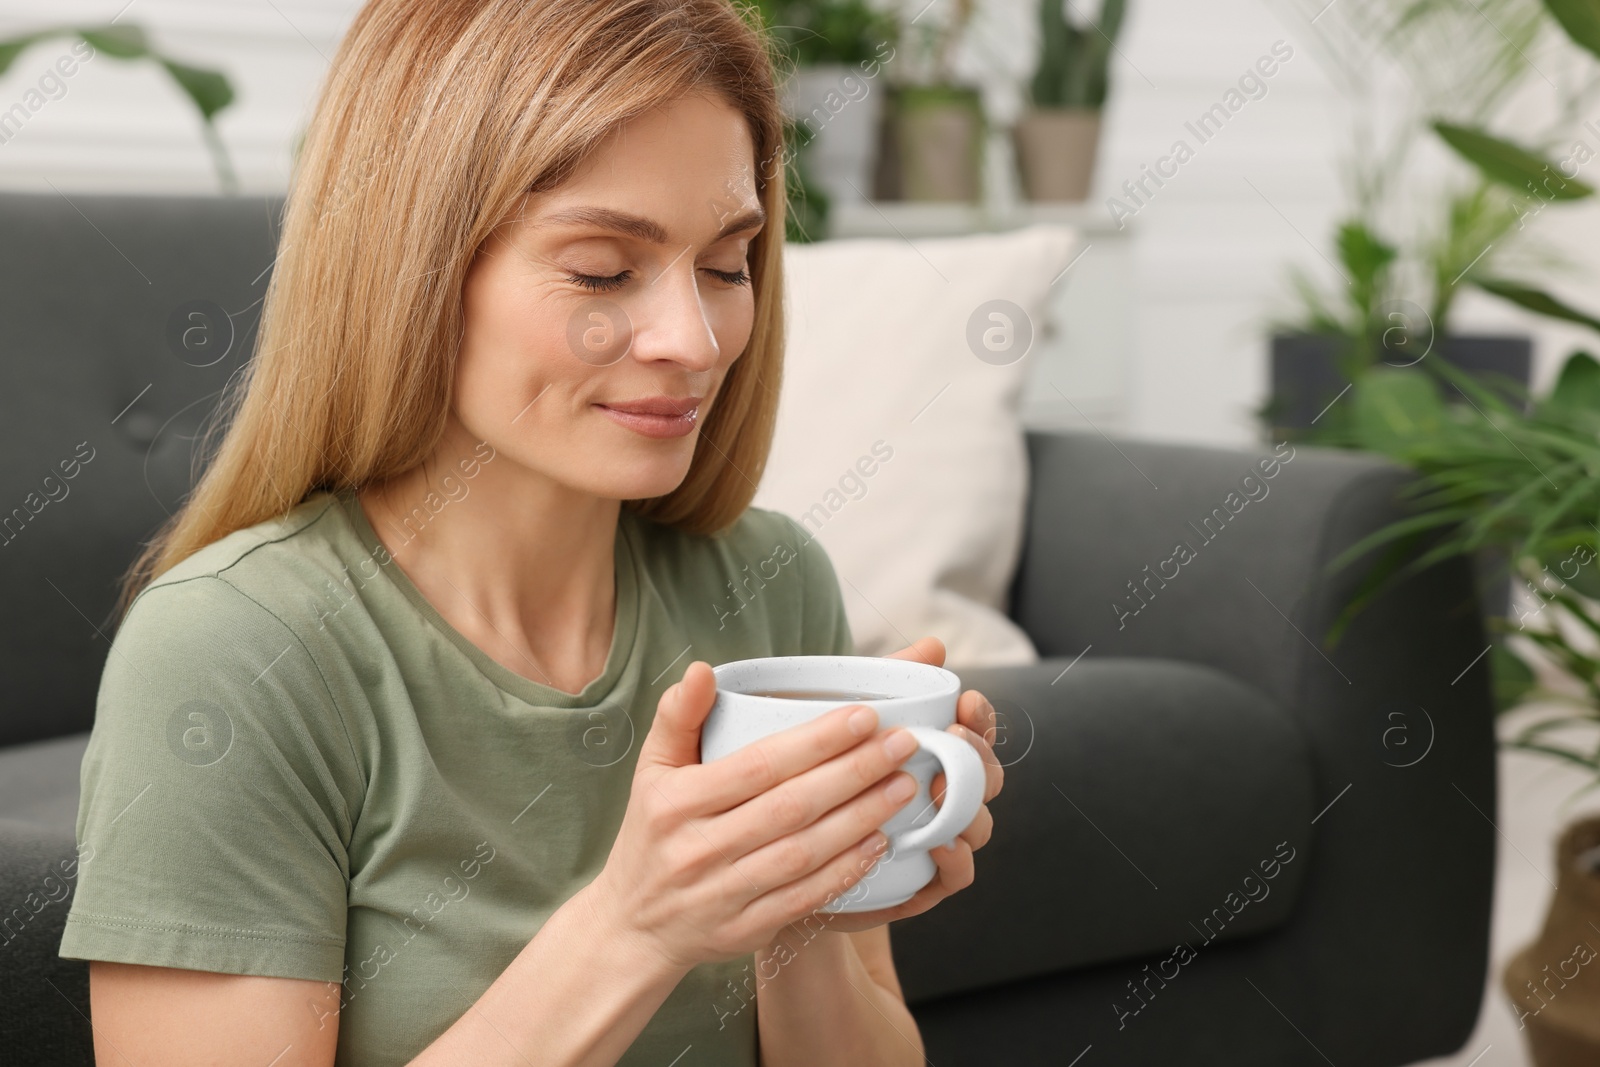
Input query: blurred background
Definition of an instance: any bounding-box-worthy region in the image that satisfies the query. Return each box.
[5,0,1600,446]
[8,1,1600,1063]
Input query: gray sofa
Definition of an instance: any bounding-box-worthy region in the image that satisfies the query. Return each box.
[0,192,1495,1065]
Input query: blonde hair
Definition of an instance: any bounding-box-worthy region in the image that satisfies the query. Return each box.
[117,0,791,624]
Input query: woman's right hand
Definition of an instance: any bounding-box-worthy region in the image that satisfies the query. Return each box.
[582,660,921,972]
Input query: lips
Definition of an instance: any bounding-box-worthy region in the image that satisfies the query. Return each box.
[598,396,703,416]
[593,397,703,439]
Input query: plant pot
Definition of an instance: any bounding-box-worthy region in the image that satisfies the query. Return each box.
[1267,332,1532,621]
[1267,332,1533,435]
[1503,815,1600,1065]
[888,84,984,203]
[1013,107,1102,202]
[781,64,885,207]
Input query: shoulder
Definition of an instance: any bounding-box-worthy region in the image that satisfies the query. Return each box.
[142,491,347,611]
[97,529,367,828]
[108,493,362,743]
[130,491,369,654]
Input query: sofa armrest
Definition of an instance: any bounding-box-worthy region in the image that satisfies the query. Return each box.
[889,658,1315,1005]
[0,818,92,1064]
[993,430,1495,1060]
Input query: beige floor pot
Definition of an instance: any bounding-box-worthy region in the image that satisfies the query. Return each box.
[1503,814,1600,1064]
[1013,107,1102,202]
[891,85,983,203]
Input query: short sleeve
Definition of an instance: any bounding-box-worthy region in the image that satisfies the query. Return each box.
[59,574,363,981]
[782,516,856,658]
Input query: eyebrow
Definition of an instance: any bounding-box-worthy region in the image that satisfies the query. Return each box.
[537,204,766,244]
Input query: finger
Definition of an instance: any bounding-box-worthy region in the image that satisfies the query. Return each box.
[818,833,981,927]
[839,845,963,926]
[941,720,1003,805]
[958,690,997,744]
[730,763,918,895]
[686,699,897,813]
[928,726,998,809]
[638,661,719,770]
[929,833,976,893]
[955,803,994,852]
[716,724,921,859]
[883,636,945,668]
[739,827,896,931]
[959,691,1004,777]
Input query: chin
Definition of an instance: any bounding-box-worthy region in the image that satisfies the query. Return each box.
[593,457,695,503]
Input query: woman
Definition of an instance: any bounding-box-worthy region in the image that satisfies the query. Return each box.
[58,1,1003,1064]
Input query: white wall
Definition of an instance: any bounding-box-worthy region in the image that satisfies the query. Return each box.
[1,0,1591,448]
[0,0,360,193]
[1093,0,1598,445]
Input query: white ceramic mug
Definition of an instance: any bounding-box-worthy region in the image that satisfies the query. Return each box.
[702,655,986,913]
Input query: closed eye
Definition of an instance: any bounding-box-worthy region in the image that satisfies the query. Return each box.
[565,267,750,293]
[567,270,630,293]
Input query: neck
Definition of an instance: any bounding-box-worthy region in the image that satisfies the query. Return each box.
[356,417,622,692]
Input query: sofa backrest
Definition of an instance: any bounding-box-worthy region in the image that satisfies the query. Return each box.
[0,192,285,748]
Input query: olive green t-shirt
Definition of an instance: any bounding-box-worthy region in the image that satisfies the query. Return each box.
[59,487,855,1066]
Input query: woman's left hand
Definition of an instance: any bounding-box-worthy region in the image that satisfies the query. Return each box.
[820,636,1003,932]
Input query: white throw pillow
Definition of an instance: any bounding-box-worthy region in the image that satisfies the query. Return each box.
[755,223,1080,669]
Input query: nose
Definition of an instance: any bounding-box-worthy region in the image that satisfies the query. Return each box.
[624,255,724,373]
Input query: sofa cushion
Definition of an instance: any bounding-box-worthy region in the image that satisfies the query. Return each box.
[755,224,1079,668]
[0,732,89,833]
[0,817,93,1064]
[888,656,1315,1005]
[0,192,284,749]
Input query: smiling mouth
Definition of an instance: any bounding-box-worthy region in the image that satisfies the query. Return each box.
[592,402,700,438]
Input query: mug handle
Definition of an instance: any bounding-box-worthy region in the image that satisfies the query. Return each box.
[888,726,986,853]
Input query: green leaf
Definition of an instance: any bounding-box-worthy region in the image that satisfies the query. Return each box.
[0,30,54,77]
[1423,352,1523,420]
[1545,0,1600,62]
[1351,368,1447,458]
[1539,350,1600,420]
[157,58,234,121]
[1336,219,1398,289]
[1323,529,1432,648]
[1432,121,1593,200]
[1504,738,1600,773]
[1326,506,1476,575]
[1477,278,1600,334]
[77,24,151,60]
[1492,641,1537,711]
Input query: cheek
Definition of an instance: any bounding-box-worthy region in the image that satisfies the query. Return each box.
[709,291,757,365]
[457,281,578,408]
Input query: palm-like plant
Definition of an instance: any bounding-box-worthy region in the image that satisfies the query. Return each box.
[1267,0,1600,447]
[1326,350,1600,788]
[1289,0,1600,795]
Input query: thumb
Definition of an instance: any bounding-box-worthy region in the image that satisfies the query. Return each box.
[638,660,718,770]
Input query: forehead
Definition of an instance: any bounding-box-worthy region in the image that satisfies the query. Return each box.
[504,93,763,244]
[561,93,759,200]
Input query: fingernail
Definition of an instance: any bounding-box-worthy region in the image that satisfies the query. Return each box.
[861,832,889,855]
[883,729,917,761]
[886,772,916,803]
[848,706,877,736]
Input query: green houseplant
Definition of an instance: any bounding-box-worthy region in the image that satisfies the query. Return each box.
[1259,0,1572,449]
[1015,0,1126,201]
[881,0,983,201]
[1329,346,1600,1061]
[754,0,898,229]
[1280,9,1600,1055]
[0,23,237,192]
